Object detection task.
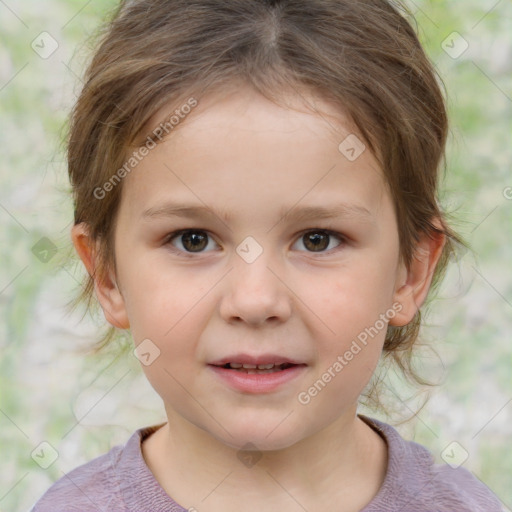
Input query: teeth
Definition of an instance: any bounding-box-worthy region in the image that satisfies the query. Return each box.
[225,362,286,373]
[245,369,278,374]
[235,363,278,369]
[224,362,293,372]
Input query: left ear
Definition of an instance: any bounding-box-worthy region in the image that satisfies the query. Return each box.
[390,223,446,327]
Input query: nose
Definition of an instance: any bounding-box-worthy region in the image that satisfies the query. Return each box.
[219,249,292,327]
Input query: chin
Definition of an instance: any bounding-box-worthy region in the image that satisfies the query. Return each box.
[223,434,302,453]
[207,418,308,453]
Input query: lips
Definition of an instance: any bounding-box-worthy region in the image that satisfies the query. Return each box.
[208,354,307,393]
[215,362,297,374]
[209,353,306,367]
[209,354,306,374]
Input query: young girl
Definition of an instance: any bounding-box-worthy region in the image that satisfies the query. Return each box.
[31,0,504,510]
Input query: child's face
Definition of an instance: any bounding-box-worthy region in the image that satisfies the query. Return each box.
[85,85,426,450]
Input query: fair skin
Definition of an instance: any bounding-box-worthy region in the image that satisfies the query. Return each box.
[72,84,444,511]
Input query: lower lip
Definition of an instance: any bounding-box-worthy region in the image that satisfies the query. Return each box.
[208,365,307,393]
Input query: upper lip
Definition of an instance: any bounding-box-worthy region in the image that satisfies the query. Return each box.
[209,353,306,366]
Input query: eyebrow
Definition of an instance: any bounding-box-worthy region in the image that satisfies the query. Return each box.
[141,202,374,225]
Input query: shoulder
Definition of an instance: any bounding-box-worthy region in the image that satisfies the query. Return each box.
[29,442,125,512]
[29,425,165,512]
[359,415,504,512]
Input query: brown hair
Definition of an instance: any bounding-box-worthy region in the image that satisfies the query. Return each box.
[66,0,463,411]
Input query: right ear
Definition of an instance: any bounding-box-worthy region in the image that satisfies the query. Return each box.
[71,223,130,330]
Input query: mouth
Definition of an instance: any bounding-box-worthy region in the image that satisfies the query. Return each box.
[208,354,307,393]
[212,362,301,374]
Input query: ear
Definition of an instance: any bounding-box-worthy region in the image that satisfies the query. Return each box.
[71,223,130,330]
[390,224,446,327]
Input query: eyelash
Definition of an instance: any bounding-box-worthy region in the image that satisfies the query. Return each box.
[163,228,348,257]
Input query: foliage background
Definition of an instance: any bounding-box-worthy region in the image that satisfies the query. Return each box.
[0,0,511,510]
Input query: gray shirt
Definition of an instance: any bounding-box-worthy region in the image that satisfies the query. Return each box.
[30,415,503,511]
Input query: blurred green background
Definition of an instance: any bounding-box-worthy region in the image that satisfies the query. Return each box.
[0,0,511,510]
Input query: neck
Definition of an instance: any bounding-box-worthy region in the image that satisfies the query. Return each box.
[142,407,388,511]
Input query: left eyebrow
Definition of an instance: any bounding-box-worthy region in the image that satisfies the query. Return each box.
[279,204,374,224]
[141,202,375,224]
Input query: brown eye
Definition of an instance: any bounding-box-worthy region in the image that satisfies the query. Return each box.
[293,230,344,253]
[167,230,217,253]
[181,231,208,251]
[303,232,329,251]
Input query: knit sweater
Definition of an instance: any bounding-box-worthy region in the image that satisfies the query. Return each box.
[30,415,504,511]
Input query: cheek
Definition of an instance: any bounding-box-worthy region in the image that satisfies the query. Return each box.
[299,262,395,383]
[311,265,396,332]
[128,292,211,401]
[122,265,213,349]
[299,277,389,410]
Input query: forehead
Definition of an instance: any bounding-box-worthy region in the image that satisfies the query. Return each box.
[145,85,355,148]
[120,85,389,225]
